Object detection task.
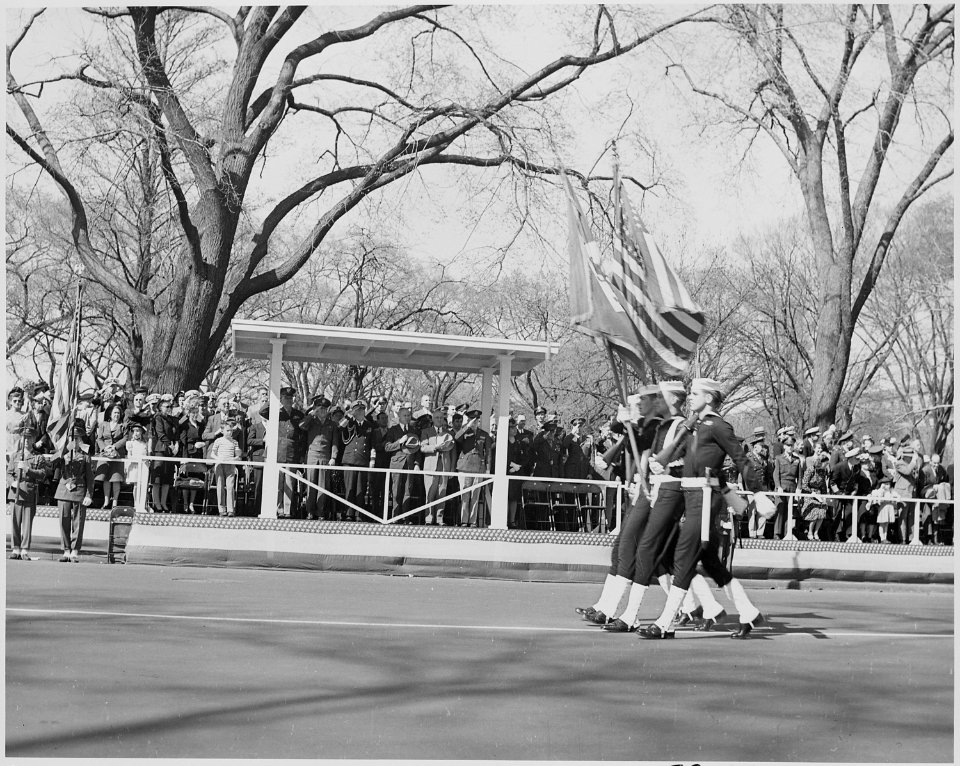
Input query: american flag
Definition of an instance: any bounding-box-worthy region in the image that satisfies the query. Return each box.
[563,171,648,376]
[606,164,705,379]
[47,285,82,453]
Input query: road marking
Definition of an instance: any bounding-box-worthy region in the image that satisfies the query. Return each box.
[5,607,954,639]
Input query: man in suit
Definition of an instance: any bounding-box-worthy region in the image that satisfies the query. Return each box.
[382,405,421,523]
[455,408,490,527]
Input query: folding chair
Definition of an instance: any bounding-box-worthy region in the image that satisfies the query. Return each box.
[521,481,553,530]
[107,507,136,563]
[577,485,607,533]
[550,483,581,532]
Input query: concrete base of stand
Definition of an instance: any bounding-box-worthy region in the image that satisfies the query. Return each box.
[8,508,954,585]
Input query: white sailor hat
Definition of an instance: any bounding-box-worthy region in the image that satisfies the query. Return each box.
[658,380,686,398]
[636,384,660,397]
[690,378,722,394]
[844,447,862,459]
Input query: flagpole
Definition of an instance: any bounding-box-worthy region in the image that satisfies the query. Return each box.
[603,338,642,481]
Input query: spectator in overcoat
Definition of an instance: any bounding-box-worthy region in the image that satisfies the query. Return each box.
[150,396,181,512]
[455,408,491,527]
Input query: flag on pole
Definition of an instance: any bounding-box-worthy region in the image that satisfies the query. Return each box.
[47,285,82,453]
[563,171,647,375]
[605,162,705,379]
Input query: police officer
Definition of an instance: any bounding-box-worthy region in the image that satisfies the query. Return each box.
[638,378,765,640]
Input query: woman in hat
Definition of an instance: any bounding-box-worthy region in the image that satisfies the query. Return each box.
[150,397,180,512]
[179,399,208,514]
[94,404,127,510]
[800,444,831,541]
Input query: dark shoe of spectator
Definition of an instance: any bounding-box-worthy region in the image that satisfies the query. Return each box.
[730,613,765,640]
[637,624,675,640]
[602,618,637,633]
[695,609,727,631]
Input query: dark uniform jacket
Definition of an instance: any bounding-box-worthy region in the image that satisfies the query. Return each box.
[52,447,95,502]
[7,452,50,506]
[246,418,266,462]
[774,452,801,492]
[560,433,593,479]
[529,427,562,478]
[684,410,755,486]
[335,416,377,467]
[743,452,775,492]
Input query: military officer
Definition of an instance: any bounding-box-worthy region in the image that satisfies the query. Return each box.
[299,395,338,520]
[560,417,594,480]
[334,400,377,521]
[455,408,490,527]
[638,378,765,640]
[530,410,562,479]
[8,418,50,560]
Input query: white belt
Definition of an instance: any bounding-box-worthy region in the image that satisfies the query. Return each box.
[649,475,681,484]
[680,477,720,488]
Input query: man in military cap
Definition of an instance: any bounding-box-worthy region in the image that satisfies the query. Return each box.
[744,434,775,538]
[333,399,377,521]
[258,386,306,517]
[299,395,338,520]
[455,408,490,527]
[52,421,95,562]
[530,409,561,479]
[561,417,593,480]
[638,378,765,640]
[8,415,51,560]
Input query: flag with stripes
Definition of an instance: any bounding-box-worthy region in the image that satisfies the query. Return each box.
[605,164,705,379]
[47,286,82,453]
[563,171,648,375]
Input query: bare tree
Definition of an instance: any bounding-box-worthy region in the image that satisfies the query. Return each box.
[668,4,953,426]
[7,5,710,391]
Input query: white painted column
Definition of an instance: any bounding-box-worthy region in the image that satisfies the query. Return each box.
[259,338,285,519]
[480,367,493,431]
[490,355,512,529]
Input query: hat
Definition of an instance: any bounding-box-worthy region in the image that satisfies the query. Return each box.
[124,420,145,433]
[571,417,586,426]
[748,434,765,446]
[803,426,820,437]
[867,445,884,455]
[544,413,557,424]
[636,384,660,397]
[690,377,722,395]
[838,430,854,443]
[516,414,526,422]
[752,427,766,438]
[134,386,149,395]
[784,425,796,435]
[775,427,787,438]
[412,408,432,421]
[184,389,202,399]
[145,393,161,405]
[879,475,893,485]
[455,403,469,413]
[465,408,482,419]
[311,395,331,408]
[77,390,96,403]
[658,380,685,398]
[71,420,89,437]
[330,403,345,415]
[8,386,24,398]
[534,406,547,415]
[451,410,464,421]
[279,386,296,397]
[858,453,873,463]
[160,393,174,403]
[397,403,412,413]
[844,447,861,459]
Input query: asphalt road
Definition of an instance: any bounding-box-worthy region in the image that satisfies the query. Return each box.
[5,560,954,761]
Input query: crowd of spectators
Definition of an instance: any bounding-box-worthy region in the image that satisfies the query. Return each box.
[5,379,954,546]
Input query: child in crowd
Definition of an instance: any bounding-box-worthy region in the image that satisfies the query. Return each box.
[125,424,149,506]
[210,416,242,516]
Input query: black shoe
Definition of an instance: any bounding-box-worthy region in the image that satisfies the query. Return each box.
[586,610,609,625]
[574,606,594,616]
[695,609,727,632]
[579,607,599,621]
[675,605,703,627]
[8,553,21,560]
[602,618,637,633]
[730,612,765,640]
[637,624,675,640]
[58,555,71,563]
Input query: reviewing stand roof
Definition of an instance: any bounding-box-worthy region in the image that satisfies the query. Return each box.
[231,320,559,375]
